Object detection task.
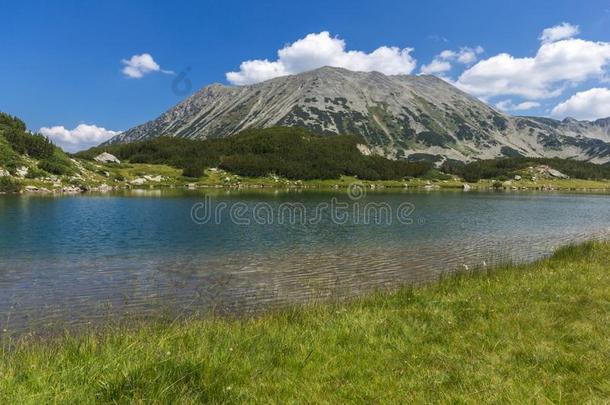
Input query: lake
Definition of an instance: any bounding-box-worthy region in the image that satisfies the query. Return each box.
[1,189,609,336]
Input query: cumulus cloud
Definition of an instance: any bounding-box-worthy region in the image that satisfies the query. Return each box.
[225,31,417,85]
[495,99,541,112]
[121,53,173,78]
[420,46,483,75]
[550,87,610,120]
[456,33,610,99]
[539,22,580,44]
[420,59,452,75]
[40,124,121,152]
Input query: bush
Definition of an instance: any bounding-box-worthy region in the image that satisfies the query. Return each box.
[38,153,75,175]
[0,176,21,193]
[25,166,48,179]
[182,164,205,178]
[0,141,23,173]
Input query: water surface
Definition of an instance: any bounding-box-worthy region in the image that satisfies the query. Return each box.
[1,189,609,335]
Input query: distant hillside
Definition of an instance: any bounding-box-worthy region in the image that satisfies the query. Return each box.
[0,113,76,179]
[104,66,610,164]
[81,127,432,180]
[83,126,610,182]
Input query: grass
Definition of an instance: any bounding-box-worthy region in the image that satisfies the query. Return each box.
[1,241,609,403]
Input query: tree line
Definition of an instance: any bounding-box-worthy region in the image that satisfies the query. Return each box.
[79,127,432,180]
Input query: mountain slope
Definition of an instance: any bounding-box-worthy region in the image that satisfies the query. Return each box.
[106,67,610,164]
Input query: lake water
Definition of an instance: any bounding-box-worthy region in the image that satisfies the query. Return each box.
[1,189,609,336]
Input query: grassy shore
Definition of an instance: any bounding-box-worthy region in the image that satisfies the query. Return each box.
[16,161,610,193]
[1,242,609,403]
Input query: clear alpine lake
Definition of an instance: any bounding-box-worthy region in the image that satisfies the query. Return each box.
[1,189,609,336]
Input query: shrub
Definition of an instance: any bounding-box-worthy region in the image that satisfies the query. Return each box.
[25,166,48,179]
[38,152,75,175]
[0,176,21,193]
[182,164,205,178]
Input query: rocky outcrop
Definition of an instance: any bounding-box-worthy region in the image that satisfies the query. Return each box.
[94,152,121,164]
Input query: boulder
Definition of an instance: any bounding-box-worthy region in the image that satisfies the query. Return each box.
[547,168,569,179]
[15,166,28,178]
[0,167,9,177]
[94,152,121,164]
[463,183,471,191]
[130,177,146,186]
[514,175,522,181]
[143,175,163,182]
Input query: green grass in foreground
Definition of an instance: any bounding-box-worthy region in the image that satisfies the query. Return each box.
[1,242,609,403]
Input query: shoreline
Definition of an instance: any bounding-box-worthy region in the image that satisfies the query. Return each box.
[5,176,610,195]
[1,240,608,402]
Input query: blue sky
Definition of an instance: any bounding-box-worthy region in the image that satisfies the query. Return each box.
[1,0,609,151]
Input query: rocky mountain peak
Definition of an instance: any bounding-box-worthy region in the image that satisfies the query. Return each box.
[105,67,610,164]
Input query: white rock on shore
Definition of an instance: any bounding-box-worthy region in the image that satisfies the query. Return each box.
[94,152,121,164]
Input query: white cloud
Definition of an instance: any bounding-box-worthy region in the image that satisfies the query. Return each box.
[550,87,610,120]
[225,31,417,85]
[40,124,121,152]
[420,59,452,74]
[495,99,541,112]
[420,46,483,75]
[539,22,580,44]
[121,53,173,78]
[456,34,610,99]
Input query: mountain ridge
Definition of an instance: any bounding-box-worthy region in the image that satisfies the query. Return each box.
[105,66,610,164]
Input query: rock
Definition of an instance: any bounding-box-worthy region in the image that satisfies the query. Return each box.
[61,186,83,193]
[0,167,9,177]
[514,175,522,181]
[143,175,163,182]
[547,168,569,179]
[463,183,471,191]
[130,177,146,186]
[186,183,196,189]
[24,185,39,192]
[15,166,28,178]
[356,143,372,156]
[502,180,513,187]
[94,152,121,164]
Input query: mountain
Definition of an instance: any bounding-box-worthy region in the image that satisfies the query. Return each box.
[105,67,610,164]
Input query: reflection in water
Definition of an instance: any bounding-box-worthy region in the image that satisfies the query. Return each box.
[0,190,609,335]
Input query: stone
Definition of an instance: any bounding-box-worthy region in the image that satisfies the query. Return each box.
[0,167,9,177]
[130,177,146,186]
[15,166,28,178]
[463,183,471,191]
[514,175,522,180]
[94,152,121,164]
[143,175,163,182]
[547,168,569,179]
